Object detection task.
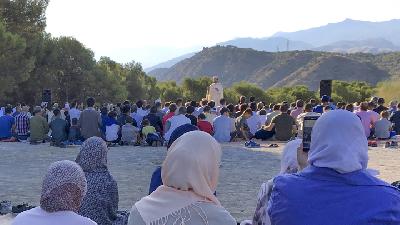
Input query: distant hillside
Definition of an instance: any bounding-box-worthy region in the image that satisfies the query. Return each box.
[273,19,400,46]
[314,38,400,54]
[218,37,313,52]
[144,52,196,72]
[150,46,399,90]
[147,19,400,73]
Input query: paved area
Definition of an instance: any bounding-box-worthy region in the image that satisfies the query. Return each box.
[1,141,399,222]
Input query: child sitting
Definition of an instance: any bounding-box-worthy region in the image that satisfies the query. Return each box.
[142,119,161,146]
[121,116,140,145]
[68,118,82,145]
[197,113,214,135]
[105,111,120,145]
[374,110,392,139]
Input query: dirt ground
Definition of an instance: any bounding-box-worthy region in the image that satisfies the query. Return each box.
[1,140,399,224]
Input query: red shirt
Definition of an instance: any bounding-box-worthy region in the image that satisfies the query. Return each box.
[162,112,175,127]
[197,120,213,135]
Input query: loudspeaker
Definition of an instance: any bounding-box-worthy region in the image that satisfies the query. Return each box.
[319,80,332,98]
[42,89,52,104]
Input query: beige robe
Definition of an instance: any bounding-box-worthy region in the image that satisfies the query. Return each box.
[207,83,224,106]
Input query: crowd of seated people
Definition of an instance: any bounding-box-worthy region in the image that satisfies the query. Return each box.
[2,94,400,147]
[11,109,400,225]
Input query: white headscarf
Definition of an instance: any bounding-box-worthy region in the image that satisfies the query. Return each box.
[308,110,368,173]
[280,139,302,174]
[134,131,222,225]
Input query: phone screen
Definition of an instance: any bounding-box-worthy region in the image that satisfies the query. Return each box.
[302,116,319,152]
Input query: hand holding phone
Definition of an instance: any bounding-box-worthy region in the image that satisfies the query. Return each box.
[302,116,319,152]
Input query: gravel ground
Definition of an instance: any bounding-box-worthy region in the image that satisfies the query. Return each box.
[1,141,399,223]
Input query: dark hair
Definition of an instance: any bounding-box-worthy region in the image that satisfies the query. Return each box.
[164,102,171,108]
[208,101,215,108]
[198,113,206,120]
[203,105,211,113]
[176,98,183,104]
[169,103,177,112]
[250,102,257,111]
[220,98,226,105]
[227,104,235,113]
[71,101,77,108]
[259,109,267,115]
[4,106,12,114]
[201,99,208,106]
[178,106,187,115]
[108,111,117,118]
[378,98,385,105]
[125,116,133,124]
[280,103,289,113]
[304,103,313,112]
[86,97,95,107]
[100,107,108,115]
[220,107,229,115]
[345,104,354,112]
[190,101,197,107]
[53,108,60,116]
[296,100,304,108]
[136,100,143,108]
[186,106,195,114]
[243,108,253,116]
[121,105,131,114]
[239,104,248,113]
[381,110,390,119]
[71,118,78,125]
[142,119,150,126]
[273,104,281,111]
[239,96,246,104]
[150,106,158,114]
[123,100,130,105]
[249,96,255,102]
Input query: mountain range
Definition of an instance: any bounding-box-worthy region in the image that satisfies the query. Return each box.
[146,19,400,88]
[149,46,400,90]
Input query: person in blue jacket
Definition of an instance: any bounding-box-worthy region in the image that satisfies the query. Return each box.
[313,95,332,114]
[148,124,198,194]
[268,110,400,225]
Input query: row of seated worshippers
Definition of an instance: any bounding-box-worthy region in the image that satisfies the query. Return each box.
[12,110,400,225]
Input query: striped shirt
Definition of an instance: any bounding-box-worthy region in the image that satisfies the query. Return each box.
[15,112,30,135]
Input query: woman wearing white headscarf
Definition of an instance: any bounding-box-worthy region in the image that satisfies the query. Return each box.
[268,110,400,225]
[127,131,236,225]
[12,160,96,225]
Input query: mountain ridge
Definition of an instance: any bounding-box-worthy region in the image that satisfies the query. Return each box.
[147,46,399,90]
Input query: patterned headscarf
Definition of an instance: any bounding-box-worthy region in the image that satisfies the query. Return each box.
[76,137,108,173]
[40,160,87,213]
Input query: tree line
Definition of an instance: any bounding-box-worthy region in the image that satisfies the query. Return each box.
[0,0,394,106]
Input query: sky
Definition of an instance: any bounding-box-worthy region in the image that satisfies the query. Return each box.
[46,0,400,68]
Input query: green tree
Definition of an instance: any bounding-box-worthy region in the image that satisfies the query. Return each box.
[157,81,182,102]
[182,77,212,101]
[0,21,34,103]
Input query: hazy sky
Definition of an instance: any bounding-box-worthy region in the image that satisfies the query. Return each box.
[46,0,400,67]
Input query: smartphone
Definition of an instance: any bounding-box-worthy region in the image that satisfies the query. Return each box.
[302,116,319,152]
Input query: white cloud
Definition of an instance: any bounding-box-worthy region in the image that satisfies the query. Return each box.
[46,0,400,67]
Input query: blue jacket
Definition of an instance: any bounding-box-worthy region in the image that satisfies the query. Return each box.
[268,166,400,225]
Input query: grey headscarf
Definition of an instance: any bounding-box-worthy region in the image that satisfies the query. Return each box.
[76,136,120,225]
[40,160,87,213]
[76,136,108,173]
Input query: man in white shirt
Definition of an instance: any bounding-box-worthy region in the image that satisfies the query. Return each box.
[69,101,81,120]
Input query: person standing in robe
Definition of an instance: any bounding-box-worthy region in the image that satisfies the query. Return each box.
[207,76,224,107]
